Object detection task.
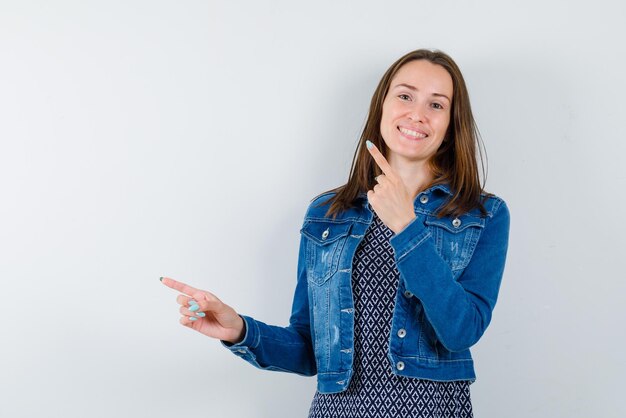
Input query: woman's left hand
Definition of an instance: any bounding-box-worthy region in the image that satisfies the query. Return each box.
[366,141,416,235]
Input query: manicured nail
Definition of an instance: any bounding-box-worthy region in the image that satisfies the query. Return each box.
[189,304,199,312]
[188,299,197,305]
[189,316,198,321]
[366,140,373,149]
[196,312,206,318]
[159,277,164,281]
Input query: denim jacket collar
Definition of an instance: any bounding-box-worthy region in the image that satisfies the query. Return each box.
[356,183,453,200]
[356,183,454,213]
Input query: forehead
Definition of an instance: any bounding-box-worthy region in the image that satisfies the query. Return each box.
[390,60,453,97]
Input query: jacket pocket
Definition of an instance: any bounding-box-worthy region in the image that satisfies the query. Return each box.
[300,220,352,285]
[424,214,485,275]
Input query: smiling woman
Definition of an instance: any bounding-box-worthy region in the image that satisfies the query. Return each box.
[161,48,510,418]
[380,60,453,171]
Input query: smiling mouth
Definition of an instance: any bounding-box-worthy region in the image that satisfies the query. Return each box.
[398,127,428,139]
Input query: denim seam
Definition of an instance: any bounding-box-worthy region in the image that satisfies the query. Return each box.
[323,286,330,369]
[417,310,438,360]
[252,319,261,348]
[306,215,364,223]
[490,196,504,218]
[393,354,472,363]
[260,336,309,346]
[460,224,482,271]
[260,365,313,375]
[395,231,431,263]
[317,371,352,377]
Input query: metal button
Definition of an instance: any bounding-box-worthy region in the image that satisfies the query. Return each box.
[237,349,246,354]
[419,195,429,204]
[322,228,329,239]
[404,290,413,298]
[452,218,461,228]
[397,329,406,338]
[396,361,405,371]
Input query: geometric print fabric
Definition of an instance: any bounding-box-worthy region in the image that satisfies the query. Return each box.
[308,209,474,418]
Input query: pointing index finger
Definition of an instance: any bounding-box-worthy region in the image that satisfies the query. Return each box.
[160,276,199,297]
[366,140,394,178]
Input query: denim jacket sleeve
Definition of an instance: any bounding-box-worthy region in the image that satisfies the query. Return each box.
[388,198,510,352]
[220,232,317,376]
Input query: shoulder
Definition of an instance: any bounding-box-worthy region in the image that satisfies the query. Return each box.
[309,190,337,207]
[303,191,337,219]
[479,192,509,220]
[478,192,510,237]
[303,190,364,222]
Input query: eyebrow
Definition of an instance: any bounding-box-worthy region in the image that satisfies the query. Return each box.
[392,83,451,102]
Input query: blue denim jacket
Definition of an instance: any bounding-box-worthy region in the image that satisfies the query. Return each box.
[223,183,510,394]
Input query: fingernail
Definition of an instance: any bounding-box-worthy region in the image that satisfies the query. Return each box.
[196,312,206,317]
[189,316,198,321]
[189,304,199,312]
[159,277,164,281]
[188,299,197,305]
[366,140,373,149]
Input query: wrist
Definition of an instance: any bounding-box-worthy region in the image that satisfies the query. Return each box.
[225,315,246,344]
[394,213,417,235]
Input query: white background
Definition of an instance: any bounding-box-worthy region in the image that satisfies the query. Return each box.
[1,1,625,417]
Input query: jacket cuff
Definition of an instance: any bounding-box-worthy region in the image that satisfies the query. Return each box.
[389,214,431,261]
[220,314,260,354]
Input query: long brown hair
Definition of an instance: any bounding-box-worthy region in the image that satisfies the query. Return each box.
[314,48,489,219]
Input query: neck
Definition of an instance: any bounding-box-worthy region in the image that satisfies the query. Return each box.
[388,154,434,201]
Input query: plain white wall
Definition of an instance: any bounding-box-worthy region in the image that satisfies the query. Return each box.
[1,1,624,417]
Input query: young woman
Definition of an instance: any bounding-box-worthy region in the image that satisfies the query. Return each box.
[161,48,510,418]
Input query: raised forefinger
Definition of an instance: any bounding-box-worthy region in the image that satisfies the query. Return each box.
[366,140,394,178]
[160,276,198,297]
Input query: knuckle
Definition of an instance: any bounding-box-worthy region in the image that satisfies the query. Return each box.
[205,292,220,303]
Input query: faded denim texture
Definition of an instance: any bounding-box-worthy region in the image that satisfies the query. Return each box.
[222,184,510,394]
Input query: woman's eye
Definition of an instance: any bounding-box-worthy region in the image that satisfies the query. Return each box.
[398,94,411,101]
[431,102,443,109]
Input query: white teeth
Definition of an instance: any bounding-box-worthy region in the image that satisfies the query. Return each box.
[399,127,427,138]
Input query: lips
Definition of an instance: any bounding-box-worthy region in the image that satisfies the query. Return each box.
[398,126,428,139]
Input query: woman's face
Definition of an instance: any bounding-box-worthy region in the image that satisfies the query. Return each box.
[379,59,453,166]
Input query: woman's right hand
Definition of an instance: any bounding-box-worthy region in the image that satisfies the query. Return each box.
[160,276,246,344]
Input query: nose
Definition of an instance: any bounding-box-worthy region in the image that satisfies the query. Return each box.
[407,104,426,123]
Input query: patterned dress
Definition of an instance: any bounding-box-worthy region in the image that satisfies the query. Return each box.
[307,209,474,418]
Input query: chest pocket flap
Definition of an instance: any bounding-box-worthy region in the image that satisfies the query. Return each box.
[300,220,352,284]
[424,214,486,273]
[301,221,352,244]
[424,214,485,233]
